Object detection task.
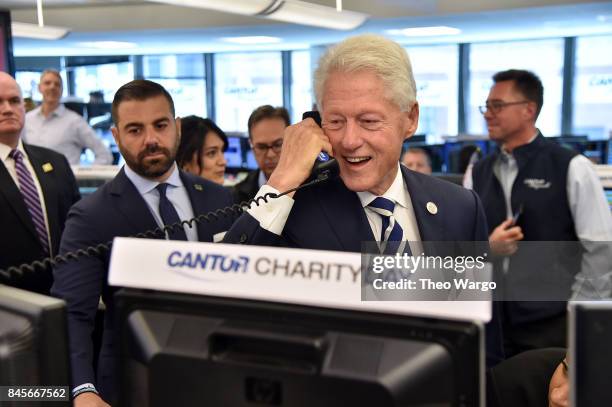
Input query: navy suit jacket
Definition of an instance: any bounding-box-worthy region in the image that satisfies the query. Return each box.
[0,143,80,294]
[225,165,503,366]
[51,167,234,402]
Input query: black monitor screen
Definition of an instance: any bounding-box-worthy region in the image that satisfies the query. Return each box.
[116,289,482,407]
[0,286,71,394]
[571,302,612,407]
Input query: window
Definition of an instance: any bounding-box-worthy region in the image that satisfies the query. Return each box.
[144,54,207,118]
[573,35,612,141]
[469,39,564,136]
[405,45,459,136]
[291,50,313,124]
[214,52,283,133]
[73,62,134,103]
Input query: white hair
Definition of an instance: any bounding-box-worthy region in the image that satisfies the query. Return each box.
[314,34,417,112]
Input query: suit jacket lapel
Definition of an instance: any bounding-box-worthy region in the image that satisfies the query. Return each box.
[0,159,40,242]
[316,178,375,252]
[26,145,61,254]
[401,166,445,243]
[109,168,160,236]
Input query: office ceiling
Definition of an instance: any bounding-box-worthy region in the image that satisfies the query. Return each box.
[5,0,612,56]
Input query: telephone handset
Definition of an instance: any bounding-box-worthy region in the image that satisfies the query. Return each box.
[302,111,339,182]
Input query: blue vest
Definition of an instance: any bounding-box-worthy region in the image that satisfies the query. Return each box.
[473,133,581,324]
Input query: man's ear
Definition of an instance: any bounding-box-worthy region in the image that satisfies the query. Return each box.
[403,102,420,141]
[525,102,537,122]
[111,127,120,146]
[175,116,182,141]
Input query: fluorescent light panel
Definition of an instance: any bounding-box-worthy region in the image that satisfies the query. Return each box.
[11,22,69,40]
[386,26,462,37]
[145,0,368,30]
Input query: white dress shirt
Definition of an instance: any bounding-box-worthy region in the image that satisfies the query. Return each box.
[0,139,52,249]
[123,163,198,242]
[24,104,112,165]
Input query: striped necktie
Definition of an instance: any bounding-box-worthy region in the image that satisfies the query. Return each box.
[367,196,408,255]
[10,149,49,254]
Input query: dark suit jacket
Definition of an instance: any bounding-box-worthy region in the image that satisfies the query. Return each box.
[232,169,261,204]
[224,166,504,366]
[225,166,488,250]
[51,167,235,403]
[0,143,80,294]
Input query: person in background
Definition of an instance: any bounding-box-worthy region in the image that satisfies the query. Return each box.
[176,115,228,185]
[233,105,290,203]
[23,69,112,165]
[469,69,612,357]
[0,72,80,294]
[23,96,37,112]
[401,147,432,174]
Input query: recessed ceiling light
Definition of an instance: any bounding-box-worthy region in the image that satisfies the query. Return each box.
[221,36,282,44]
[386,26,462,37]
[77,41,138,49]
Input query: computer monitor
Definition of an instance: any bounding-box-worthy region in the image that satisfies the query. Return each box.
[570,301,612,407]
[115,288,482,406]
[0,286,71,391]
[604,188,612,213]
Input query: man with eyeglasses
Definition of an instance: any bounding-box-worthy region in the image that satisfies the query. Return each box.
[233,105,290,203]
[469,69,612,357]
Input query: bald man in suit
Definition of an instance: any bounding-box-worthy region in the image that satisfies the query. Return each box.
[0,71,80,294]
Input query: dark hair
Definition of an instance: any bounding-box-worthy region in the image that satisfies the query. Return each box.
[176,115,228,170]
[492,69,544,119]
[111,80,175,126]
[247,105,290,138]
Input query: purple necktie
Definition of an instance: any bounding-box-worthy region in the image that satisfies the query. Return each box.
[9,149,50,255]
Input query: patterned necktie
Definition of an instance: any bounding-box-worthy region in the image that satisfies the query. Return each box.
[156,183,188,241]
[9,149,49,254]
[367,197,409,255]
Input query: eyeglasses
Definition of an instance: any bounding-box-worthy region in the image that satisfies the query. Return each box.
[479,101,529,115]
[252,139,283,155]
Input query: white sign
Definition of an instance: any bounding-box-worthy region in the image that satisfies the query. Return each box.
[108,237,491,323]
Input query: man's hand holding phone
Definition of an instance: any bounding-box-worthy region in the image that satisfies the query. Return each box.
[267,117,333,196]
[489,217,524,256]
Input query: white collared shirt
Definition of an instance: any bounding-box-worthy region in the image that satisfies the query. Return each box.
[357,163,422,253]
[24,104,112,165]
[0,139,52,250]
[123,163,198,242]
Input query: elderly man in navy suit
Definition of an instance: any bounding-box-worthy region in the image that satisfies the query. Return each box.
[224,34,501,364]
[52,80,234,406]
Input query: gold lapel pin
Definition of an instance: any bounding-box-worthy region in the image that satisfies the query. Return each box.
[426,201,438,215]
[42,163,54,173]
[194,184,203,191]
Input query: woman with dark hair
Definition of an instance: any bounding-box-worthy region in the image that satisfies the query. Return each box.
[177,115,228,185]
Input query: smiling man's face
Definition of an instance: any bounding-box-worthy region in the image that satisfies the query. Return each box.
[321,69,418,195]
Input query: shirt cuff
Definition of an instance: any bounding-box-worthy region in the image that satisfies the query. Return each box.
[72,383,98,398]
[246,184,295,235]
